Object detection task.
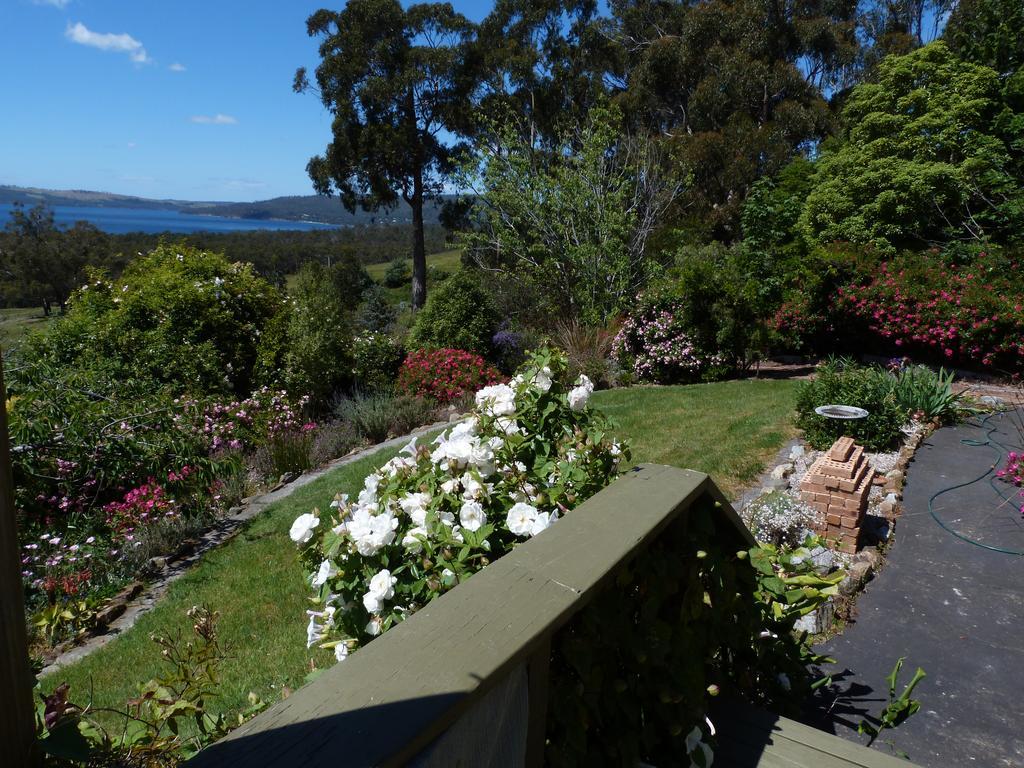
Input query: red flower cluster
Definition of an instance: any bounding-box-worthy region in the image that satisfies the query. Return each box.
[103,479,177,537]
[397,348,501,404]
[835,257,1024,370]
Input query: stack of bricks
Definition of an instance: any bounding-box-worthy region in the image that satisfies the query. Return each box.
[799,436,875,554]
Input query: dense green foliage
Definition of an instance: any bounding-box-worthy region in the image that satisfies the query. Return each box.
[464,103,676,326]
[802,42,1024,251]
[408,270,500,355]
[30,244,284,395]
[795,359,909,450]
[278,261,357,405]
[944,0,1024,75]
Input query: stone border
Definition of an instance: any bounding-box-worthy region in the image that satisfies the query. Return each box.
[39,419,453,676]
[738,421,936,636]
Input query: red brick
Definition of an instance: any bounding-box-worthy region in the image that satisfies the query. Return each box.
[827,512,842,526]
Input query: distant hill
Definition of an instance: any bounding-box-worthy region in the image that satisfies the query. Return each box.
[0,185,445,226]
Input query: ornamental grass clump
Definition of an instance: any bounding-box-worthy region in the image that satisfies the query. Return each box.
[290,349,626,660]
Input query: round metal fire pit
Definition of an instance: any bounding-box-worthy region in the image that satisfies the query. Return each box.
[814,404,869,420]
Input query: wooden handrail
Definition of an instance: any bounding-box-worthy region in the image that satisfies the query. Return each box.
[191,464,748,767]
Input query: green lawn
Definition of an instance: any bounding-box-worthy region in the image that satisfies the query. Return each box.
[0,307,54,348]
[363,248,462,283]
[40,444,412,719]
[591,379,799,499]
[41,379,798,722]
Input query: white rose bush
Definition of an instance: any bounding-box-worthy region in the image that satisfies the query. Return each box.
[291,349,627,660]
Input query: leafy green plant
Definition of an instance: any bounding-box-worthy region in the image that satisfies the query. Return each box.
[36,606,266,764]
[351,331,404,393]
[796,358,908,450]
[33,597,102,647]
[382,258,410,288]
[408,270,500,355]
[281,261,355,405]
[858,657,927,748]
[26,243,284,396]
[890,365,969,423]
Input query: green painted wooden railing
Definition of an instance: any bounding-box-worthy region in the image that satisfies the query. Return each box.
[189,464,916,768]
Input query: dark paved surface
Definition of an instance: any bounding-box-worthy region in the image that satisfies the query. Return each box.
[808,411,1024,767]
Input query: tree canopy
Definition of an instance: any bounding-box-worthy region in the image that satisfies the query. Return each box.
[295,0,473,308]
[801,41,1024,251]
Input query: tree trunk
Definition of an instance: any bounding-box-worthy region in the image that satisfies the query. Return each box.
[411,170,427,311]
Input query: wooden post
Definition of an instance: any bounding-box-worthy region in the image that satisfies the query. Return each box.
[0,354,38,766]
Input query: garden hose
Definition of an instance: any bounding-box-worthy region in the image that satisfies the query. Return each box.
[926,410,1024,556]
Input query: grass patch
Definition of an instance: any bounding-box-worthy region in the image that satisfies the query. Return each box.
[591,379,799,499]
[363,249,462,283]
[0,307,54,347]
[40,443,413,719]
[41,379,798,721]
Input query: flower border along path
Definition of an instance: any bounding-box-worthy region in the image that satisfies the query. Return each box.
[40,420,452,676]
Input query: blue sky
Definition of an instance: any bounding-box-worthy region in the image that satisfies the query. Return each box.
[0,0,492,202]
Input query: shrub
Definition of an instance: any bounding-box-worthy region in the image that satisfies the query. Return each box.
[889,363,968,423]
[795,359,908,450]
[291,349,627,657]
[835,250,1024,372]
[356,283,397,333]
[308,420,359,466]
[28,244,284,396]
[335,392,437,444]
[611,292,726,383]
[282,261,354,404]
[351,331,404,393]
[554,319,615,388]
[742,491,816,547]
[408,270,500,355]
[382,258,410,288]
[396,348,502,404]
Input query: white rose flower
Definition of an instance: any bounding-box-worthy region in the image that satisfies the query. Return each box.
[529,510,558,537]
[365,616,383,636]
[440,477,460,494]
[348,507,398,556]
[399,492,431,526]
[311,558,338,588]
[567,374,594,411]
[494,416,521,435]
[460,500,487,532]
[507,502,538,536]
[362,568,397,613]
[532,366,553,392]
[334,643,349,662]
[475,383,517,416]
[460,473,484,500]
[436,507,456,527]
[289,513,320,545]
[402,526,429,553]
[441,567,457,586]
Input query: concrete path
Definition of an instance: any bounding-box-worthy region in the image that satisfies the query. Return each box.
[808,411,1024,767]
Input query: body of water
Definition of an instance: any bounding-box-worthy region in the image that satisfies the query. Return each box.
[0,203,339,234]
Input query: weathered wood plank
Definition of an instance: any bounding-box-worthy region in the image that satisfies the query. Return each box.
[0,356,39,766]
[715,702,921,768]
[191,464,713,767]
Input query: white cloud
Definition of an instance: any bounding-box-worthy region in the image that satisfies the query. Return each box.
[65,22,148,64]
[190,114,238,125]
[168,62,186,72]
[34,0,71,8]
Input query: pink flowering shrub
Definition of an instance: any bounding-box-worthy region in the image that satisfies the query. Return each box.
[612,297,726,383]
[396,348,502,404]
[188,387,313,454]
[834,252,1024,371]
